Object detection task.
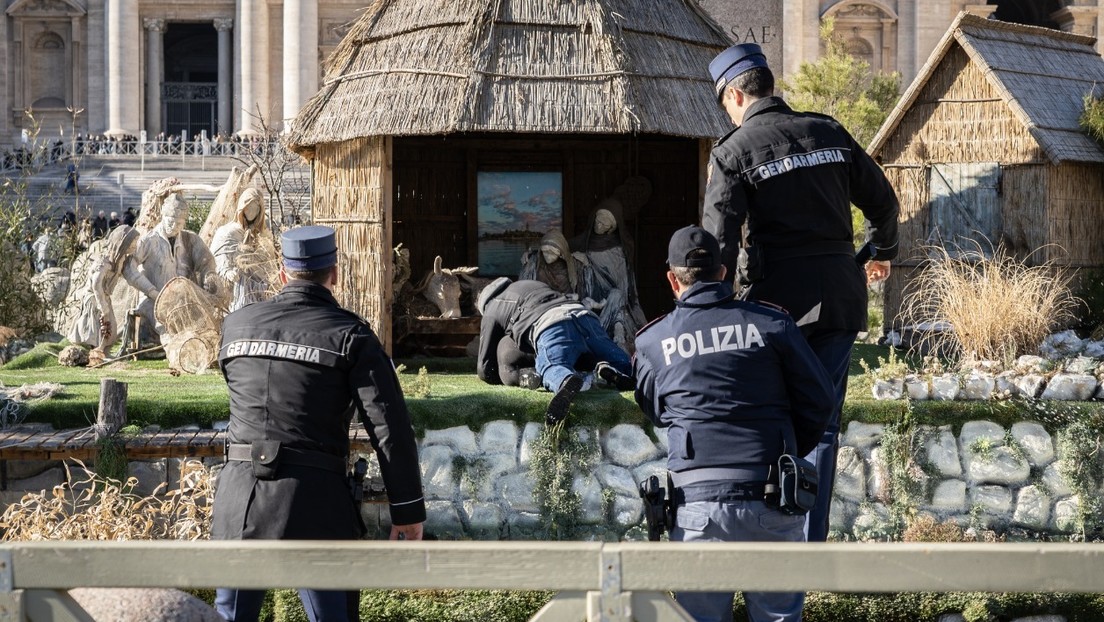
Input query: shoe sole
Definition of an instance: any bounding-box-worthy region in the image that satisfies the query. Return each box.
[545,374,584,426]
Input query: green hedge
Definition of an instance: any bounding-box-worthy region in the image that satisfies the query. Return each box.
[249,589,1104,622]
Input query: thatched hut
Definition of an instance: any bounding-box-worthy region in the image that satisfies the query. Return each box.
[868,12,1104,328]
[285,0,731,351]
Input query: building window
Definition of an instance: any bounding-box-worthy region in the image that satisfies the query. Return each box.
[846,36,875,69]
[30,32,66,108]
[824,1,897,74]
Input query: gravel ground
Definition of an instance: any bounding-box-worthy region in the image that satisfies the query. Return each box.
[67,588,222,621]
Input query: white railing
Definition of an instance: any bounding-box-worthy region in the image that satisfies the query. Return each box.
[2,541,1104,622]
[73,139,281,159]
[0,140,287,177]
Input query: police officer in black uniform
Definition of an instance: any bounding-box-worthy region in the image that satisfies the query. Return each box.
[702,43,900,542]
[633,226,833,622]
[212,225,426,622]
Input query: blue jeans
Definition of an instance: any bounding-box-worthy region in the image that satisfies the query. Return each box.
[216,588,353,621]
[534,315,632,392]
[672,500,805,622]
[802,329,857,542]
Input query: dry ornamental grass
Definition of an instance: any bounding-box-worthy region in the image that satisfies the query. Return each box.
[900,243,1079,366]
[0,459,213,541]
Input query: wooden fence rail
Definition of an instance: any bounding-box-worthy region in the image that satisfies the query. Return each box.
[2,541,1104,621]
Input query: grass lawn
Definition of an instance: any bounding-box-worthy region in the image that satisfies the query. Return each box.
[1,342,1101,432]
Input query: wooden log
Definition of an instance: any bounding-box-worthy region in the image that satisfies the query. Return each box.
[95,379,128,441]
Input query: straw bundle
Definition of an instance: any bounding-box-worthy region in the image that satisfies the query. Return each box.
[287,0,731,151]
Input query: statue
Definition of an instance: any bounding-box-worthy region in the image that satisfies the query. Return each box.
[121,193,222,346]
[66,225,140,360]
[519,230,586,298]
[210,187,278,312]
[570,199,647,351]
[63,169,259,363]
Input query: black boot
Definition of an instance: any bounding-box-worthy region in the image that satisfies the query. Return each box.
[545,373,584,426]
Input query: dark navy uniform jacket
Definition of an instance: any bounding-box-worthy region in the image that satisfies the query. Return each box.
[212,280,426,540]
[633,281,833,472]
[703,96,899,332]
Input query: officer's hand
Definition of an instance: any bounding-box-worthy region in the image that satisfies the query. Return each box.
[390,522,424,541]
[866,260,891,285]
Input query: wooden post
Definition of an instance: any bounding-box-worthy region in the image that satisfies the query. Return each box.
[95,378,127,440]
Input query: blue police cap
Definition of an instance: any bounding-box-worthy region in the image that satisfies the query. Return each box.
[281,225,338,271]
[667,225,721,269]
[709,43,770,101]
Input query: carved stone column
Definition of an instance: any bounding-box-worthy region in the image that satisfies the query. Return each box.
[144,18,166,137]
[235,0,257,135]
[215,18,233,135]
[283,0,318,126]
[106,0,140,137]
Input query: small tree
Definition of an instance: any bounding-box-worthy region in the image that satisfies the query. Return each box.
[0,112,78,335]
[1080,89,1104,145]
[781,18,901,148]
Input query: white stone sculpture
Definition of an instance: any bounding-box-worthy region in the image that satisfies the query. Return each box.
[121,193,221,346]
[210,187,277,312]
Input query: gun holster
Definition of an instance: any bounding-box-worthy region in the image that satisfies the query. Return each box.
[249,440,282,480]
[348,457,368,504]
[638,474,674,541]
[764,454,818,516]
[348,456,369,537]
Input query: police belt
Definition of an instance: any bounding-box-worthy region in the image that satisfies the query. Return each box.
[762,240,854,262]
[225,443,346,474]
[669,466,772,504]
[670,466,771,487]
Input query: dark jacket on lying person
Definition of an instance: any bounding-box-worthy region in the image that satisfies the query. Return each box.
[477,279,588,384]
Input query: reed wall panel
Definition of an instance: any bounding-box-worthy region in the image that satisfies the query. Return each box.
[1047,163,1104,267]
[885,166,929,267]
[882,166,927,325]
[1000,165,1048,261]
[312,137,393,352]
[879,47,1043,165]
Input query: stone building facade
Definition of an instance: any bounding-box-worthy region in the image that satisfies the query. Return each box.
[0,0,1099,149]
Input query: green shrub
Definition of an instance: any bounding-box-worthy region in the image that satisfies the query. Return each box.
[1080,91,1104,144]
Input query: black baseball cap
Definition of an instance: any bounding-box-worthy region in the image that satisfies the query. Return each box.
[667,225,721,268]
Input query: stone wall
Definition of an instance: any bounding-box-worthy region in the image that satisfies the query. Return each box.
[0,418,1090,543]
[831,420,1084,541]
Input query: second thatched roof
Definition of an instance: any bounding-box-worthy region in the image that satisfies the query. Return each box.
[287,0,733,151]
[870,12,1104,164]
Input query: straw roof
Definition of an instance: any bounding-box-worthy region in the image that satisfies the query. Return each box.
[869,12,1104,165]
[286,0,733,151]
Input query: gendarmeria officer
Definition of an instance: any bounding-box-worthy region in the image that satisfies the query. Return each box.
[633,226,833,622]
[212,226,426,622]
[703,43,900,542]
